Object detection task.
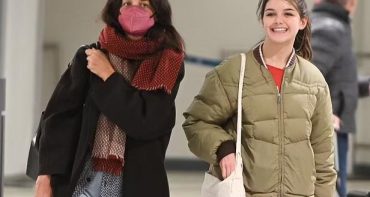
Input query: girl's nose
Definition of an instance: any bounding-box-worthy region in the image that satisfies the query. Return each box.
[274,15,284,24]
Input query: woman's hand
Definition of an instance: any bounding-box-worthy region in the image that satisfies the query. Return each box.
[219,153,236,179]
[35,175,53,197]
[85,48,115,81]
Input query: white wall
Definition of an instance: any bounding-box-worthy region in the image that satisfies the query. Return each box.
[172,1,261,59]
[352,0,370,165]
[0,0,5,77]
[3,0,43,176]
[44,0,105,74]
[167,63,212,159]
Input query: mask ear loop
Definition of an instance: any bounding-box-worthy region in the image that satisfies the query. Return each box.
[145,12,159,40]
[150,11,156,18]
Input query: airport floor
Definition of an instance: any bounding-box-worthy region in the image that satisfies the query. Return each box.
[3,171,370,197]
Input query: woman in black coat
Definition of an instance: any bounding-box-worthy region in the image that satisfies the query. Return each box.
[34,0,185,196]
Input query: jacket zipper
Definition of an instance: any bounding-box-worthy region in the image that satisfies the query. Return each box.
[276,86,283,197]
[258,42,293,196]
[266,71,285,197]
[278,71,286,197]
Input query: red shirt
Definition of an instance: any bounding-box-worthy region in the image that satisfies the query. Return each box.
[267,65,284,91]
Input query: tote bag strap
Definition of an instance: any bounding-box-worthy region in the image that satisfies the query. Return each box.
[235,53,246,172]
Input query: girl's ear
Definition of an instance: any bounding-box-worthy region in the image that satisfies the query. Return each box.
[299,17,308,30]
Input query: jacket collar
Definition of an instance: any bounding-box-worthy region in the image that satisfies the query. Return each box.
[252,43,296,69]
[312,2,350,24]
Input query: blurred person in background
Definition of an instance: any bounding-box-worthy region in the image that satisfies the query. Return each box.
[311,0,370,196]
[34,0,185,196]
[183,0,337,196]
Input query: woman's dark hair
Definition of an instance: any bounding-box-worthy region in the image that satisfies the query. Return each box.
[101,0,184,52]
[257,0,312,60]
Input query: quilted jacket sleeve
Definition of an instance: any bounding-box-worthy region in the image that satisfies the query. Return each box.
[182,68,235,165]
[310,85,337,196]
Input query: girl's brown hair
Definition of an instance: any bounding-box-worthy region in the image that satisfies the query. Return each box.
[257,0,312,60]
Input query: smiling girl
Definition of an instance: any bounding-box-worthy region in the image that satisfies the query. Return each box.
[183,0,336,196]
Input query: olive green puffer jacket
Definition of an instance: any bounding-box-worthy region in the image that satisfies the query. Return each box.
[183,48,336,197]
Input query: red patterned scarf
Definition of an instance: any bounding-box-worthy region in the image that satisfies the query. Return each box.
[92,26,184,175]
[98,26,184,94]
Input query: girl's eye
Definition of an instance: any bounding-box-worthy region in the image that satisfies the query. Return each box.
[285,12,295,16]
[265,13,275,17]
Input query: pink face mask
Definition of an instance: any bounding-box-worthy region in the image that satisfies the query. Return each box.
[118,6,155,37]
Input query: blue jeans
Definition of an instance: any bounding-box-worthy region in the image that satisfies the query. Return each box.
[336,132,348,197]
[78,172,103,197]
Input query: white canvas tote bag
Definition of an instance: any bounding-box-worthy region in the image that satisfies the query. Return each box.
[200,53,247,197]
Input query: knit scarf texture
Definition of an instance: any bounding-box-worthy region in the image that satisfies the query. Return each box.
[91,26,184,175]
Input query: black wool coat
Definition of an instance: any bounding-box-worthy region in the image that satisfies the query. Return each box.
[38,43,184,197]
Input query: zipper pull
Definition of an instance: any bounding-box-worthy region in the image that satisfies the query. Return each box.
[277,86,281,104]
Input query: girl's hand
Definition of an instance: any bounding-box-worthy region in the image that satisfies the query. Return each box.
[85,48,115,81]
[35,175,53,197]
[219,153,236,179]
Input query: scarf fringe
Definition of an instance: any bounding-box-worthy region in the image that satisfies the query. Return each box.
[92,157,124,176]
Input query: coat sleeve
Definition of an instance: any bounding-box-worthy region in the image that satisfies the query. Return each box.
[182,69,235,165]
[38,45,91,175]
[90,63,184,141]
[358,78,370,98]
[310,85,337,196]
[311,27,343,77]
